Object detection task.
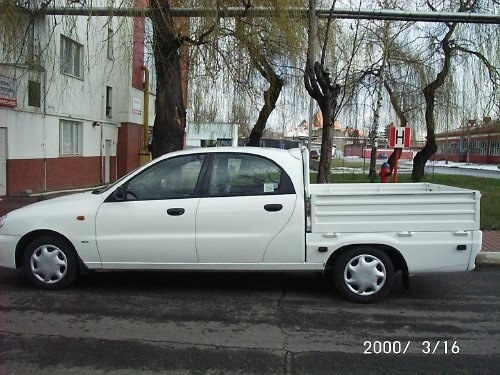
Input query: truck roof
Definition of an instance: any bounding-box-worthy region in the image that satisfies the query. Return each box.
[160,146,302,160]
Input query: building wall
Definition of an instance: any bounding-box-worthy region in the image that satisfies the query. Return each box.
[434,123,500,164]
[0,1,155,195]
[117,123,144,178]
[0,107,120,194]
[185,122,238,148]
[8,156,117,194]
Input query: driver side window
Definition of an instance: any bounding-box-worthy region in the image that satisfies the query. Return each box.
[126,154,205,200]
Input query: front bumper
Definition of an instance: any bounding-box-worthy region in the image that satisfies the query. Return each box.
[0,234,21,269]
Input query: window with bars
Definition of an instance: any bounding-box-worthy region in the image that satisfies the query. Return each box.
[490,140,500,156]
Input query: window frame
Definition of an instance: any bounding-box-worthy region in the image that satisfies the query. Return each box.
[28,80,41,107]
[203,153,295,198]
[106,86,112,118]
[60,35,83,79]
[107,27,114,60]
[59,119,83,156]
[118,154,209,201]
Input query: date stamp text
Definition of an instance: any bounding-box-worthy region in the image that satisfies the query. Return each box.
[363,340,460,355]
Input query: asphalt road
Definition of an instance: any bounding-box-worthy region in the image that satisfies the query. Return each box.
[1,266,499,374]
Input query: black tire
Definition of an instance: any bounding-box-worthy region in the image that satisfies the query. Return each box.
[332,246,394,303]
[23,235,78,290]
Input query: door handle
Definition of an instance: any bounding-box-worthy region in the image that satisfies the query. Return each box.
[264,204,283,212]
[397,231,415,237]
[167,208,185,216]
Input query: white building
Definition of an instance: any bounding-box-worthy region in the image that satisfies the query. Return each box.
[0,0,155,196]
[185,122,239,148]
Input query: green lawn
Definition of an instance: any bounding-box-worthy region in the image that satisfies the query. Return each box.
[310,171,499,230]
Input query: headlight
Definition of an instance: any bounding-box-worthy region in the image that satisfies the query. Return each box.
[0,215,7,229]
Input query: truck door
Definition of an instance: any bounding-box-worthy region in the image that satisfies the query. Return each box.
[96,154,206,267]
[195,153,297,263]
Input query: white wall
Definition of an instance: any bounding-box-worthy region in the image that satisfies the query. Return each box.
[186,122,239,148]
[0,1,147,161]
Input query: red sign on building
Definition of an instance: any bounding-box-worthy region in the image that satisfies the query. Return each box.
[0,75,17,108]
[389,127,411,148]
[0,98,17,108]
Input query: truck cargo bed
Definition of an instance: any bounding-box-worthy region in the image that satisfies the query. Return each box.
[310,183,481,233]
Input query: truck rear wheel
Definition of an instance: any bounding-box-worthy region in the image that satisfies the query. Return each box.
[333,246,394,303]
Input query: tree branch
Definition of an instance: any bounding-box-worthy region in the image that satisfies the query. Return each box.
[453,45,499,85]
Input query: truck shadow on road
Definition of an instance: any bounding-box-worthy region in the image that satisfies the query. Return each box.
[1,267,414,301]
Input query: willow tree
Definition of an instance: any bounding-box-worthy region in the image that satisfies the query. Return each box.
[366,16,390,181]
[187,0,304,147]
[232,19,285,146]
[149,0,187,157]
[412,0,499,181]
[338,0,497,182]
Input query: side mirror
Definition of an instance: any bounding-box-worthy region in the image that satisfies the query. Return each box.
[113,185,126,201]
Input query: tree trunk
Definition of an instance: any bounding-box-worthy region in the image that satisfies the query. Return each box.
[368,135,378,182]
[242,39,284,146]
[369,18,389,182]
[411,21,456,181]
[412,140,437,181]
[368,79,383,182]
[150,0,186,158]
[317,112,333,183]
[246,73,283,146]
[304,62,341,183]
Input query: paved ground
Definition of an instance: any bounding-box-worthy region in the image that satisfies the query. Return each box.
[1,168,497,373]
[1,265,499,374]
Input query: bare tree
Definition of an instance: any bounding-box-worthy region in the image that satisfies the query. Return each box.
[304,0,342,183]
[367,16,390,182]
[412,0,499,181]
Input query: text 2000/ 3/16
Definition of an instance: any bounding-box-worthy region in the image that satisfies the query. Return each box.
[364,341,460,355]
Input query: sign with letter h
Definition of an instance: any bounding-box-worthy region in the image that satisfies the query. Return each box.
[389,127,411,148]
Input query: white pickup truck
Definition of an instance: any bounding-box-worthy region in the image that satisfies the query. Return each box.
[0,147,482,302]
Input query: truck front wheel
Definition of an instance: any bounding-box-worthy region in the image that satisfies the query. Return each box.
[23,235,78,290]
[332,247,394,303]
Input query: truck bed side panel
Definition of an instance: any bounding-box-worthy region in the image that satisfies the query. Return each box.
[310,183,480,233]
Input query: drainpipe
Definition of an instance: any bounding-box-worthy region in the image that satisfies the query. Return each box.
[139,65,151,165]
[42,68,47,193]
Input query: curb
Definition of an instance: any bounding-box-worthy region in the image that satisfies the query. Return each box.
[476,252,500,265]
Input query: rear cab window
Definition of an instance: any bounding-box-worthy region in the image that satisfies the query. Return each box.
[206,153,295,197]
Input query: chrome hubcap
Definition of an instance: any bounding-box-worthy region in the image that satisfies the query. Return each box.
[30,245,68,284]
[344,254,386,296]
